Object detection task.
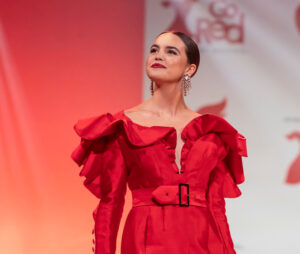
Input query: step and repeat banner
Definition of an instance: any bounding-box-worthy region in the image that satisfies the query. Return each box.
[144,1,300,253]
[0,0,299,253]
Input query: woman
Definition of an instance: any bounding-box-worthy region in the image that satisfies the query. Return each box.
[71,31,248,254]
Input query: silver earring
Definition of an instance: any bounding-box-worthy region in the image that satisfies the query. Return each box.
[181,74,191,96]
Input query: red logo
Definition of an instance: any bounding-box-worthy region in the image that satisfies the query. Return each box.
[196,97,227,118]
[285,131,300,184]
[161,0,245,46]
[295,4,300,34]
[161,0,196,39]
[195,0,244,44]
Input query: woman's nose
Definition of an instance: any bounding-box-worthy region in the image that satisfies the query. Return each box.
[154,50,164,60]
[155,53,163,60]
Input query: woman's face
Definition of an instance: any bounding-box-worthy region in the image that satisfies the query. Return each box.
[146,33,192,84]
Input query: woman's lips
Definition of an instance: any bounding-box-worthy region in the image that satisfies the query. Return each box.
[151,63,166,68]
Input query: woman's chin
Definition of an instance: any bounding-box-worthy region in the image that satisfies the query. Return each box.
[147,73,169,82]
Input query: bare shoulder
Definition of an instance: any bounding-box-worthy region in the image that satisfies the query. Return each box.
[188,109,202,117]
[123,104,158,125]
[124,105,202,127]
[124,105,200,117]
[125,100,158,114]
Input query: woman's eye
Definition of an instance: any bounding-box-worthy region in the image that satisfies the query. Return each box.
[150,48,177,55]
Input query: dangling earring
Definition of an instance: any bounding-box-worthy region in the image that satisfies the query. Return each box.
[181,74,191,96]
[150,80,154,96]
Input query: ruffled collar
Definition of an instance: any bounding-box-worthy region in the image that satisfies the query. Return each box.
[121,109,210,140]
[73,109,247,157]
[119,109,246,155]
[72,109,248,197]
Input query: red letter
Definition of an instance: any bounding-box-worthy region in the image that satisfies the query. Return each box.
[210,20,227,40]
[226,13,244,43]
[196,18,212,44]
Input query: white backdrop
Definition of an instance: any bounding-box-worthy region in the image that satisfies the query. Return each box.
[144,0,300,253]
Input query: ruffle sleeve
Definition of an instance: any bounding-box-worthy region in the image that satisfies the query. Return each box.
[207,160,238,254]
[194,115,248,199]
[202,117,247,254]
[186,113,248,199]
[218,131,247,198]
[70,113,128,254]
[206,132,247,254]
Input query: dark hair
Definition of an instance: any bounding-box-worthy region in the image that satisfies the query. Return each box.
[158,30,200,78]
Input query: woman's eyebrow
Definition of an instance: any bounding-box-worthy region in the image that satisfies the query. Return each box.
[151,44,181,54]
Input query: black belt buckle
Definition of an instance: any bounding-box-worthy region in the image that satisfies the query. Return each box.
[178,183,189,207]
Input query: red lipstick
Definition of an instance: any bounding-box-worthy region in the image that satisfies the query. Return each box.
[151,63,166,68]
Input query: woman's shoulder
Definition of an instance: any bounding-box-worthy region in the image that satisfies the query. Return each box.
[122,105,203,129]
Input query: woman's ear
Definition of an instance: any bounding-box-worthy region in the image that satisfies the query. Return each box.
[186,64,197,77]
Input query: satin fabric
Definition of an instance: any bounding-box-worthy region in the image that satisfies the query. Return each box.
[71,109,248,254]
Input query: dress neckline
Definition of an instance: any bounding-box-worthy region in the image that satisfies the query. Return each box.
[121,109,213,174]
[121,109,210,137]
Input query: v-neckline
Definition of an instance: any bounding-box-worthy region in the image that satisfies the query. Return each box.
[121,109,210,174]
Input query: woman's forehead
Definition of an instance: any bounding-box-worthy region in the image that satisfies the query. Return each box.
[153,33,185,50]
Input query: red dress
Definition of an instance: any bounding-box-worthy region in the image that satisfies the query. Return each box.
[71,109,248,254]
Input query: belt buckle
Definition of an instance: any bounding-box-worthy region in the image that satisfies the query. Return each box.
[178,183,189,207]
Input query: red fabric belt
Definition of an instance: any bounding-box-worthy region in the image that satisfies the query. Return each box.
[131,184,208,208]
